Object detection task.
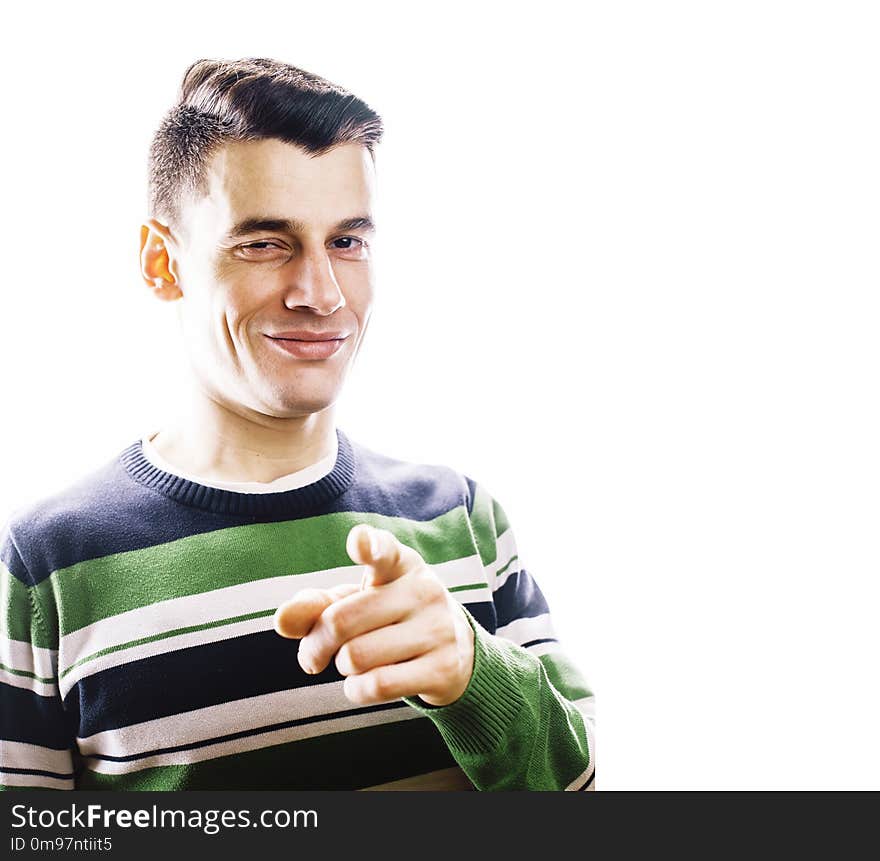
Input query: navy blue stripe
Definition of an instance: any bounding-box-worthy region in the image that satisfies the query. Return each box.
[463,475,478,515]
[466,600,496,634]
[68,630,344,735]
[0,530,32,586]
[1,765,74,780]
[1,682,75,749]
[87,700,409,763]
[521,637,558,649]
[4,428,473,585]
[494,568,550,629]
[67,601,498,737]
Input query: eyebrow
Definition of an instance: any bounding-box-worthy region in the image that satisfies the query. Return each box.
[225,215,376,239]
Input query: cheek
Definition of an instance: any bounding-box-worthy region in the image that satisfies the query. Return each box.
[215,301,257,357]
[177,289,245,366]
[207,274,263,346]
[340,269,374,317]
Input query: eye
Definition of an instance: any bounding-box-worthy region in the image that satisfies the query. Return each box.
[234,240,291,261]
[330,236,369,259]
[242,241,282,251]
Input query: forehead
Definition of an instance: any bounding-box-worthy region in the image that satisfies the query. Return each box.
[187,138,376,232]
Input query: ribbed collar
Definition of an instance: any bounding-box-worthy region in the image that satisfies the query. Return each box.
[119,426,357,517]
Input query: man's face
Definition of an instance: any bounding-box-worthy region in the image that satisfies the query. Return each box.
[160,138,377,420]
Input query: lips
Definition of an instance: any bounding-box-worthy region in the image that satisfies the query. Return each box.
[268,330,349,341]
[264,333,348,360]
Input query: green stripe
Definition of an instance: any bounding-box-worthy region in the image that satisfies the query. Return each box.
[495,554,518,579]
[61,608,277,679]
[77,714,455,791]
[492,496,511,536]
[1,565,33,642]
[539,652,594,702]
[40,507,476,636]
[0,662,55,684]
[67,584,491,678]
[468,483,499,567]
[1,565,55,650]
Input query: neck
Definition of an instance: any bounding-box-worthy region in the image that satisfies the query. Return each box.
[150,381,337,484]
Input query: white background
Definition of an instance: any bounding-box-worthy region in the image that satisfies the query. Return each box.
[1,2,878,789]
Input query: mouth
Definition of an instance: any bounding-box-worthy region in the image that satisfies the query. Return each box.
[264,334,348,360]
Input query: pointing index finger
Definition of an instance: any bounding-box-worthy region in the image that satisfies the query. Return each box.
[347,524,417,589]
[273,582,361,639]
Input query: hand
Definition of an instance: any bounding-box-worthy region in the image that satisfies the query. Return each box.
[273,523,476,707]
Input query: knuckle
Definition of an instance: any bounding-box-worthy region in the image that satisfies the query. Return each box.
[437,648,460,679]
[323,604,349,640]
[424,667,447,696]
[411,567,442,603]
[430,612,455,646]
[370,670,392,700]
[343,639,367,674]
[399,543,423,568]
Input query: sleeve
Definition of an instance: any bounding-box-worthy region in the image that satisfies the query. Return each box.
[1,522,77,790]
[403,479,595,791]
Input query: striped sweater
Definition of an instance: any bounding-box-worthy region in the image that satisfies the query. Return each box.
[0,427,595,791]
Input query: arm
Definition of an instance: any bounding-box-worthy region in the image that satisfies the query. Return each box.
[403,479,595,791]
[1,523,77,790]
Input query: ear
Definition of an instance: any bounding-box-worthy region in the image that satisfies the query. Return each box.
[139,218,183,301]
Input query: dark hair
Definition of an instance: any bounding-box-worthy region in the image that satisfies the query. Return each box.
[147,57,384,232]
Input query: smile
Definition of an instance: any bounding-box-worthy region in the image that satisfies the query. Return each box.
[264,335,348,360]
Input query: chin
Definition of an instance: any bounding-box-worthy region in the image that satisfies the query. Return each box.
[262,389,337,418]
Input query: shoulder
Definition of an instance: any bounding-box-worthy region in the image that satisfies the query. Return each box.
[345,436,504,529]
[1,443,139,584]
[346,435,475,521]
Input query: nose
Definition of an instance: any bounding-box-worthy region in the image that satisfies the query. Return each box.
[282,249,346,315]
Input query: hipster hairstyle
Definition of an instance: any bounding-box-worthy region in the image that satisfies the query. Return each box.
[147,57,384,232]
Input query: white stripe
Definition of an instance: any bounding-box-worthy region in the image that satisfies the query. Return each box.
[62,587,492,698]
[494,612,558,646]
[79,677,388,756]
[59,560,491,698]
[0,667,58,697]
[523,639,562,658]
[488,528,519,590]
[60,564,360,675]
[0,637,58,679]
[79,683,423,774]
[564,762,595,791]
[433,554,488,590]
[0,739,73,776]
[0,771,74,789]
[564,696,596,791]
[59,613,273,699]
[59,554,488,682]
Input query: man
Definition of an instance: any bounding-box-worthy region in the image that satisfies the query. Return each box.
[0,57,595,791]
